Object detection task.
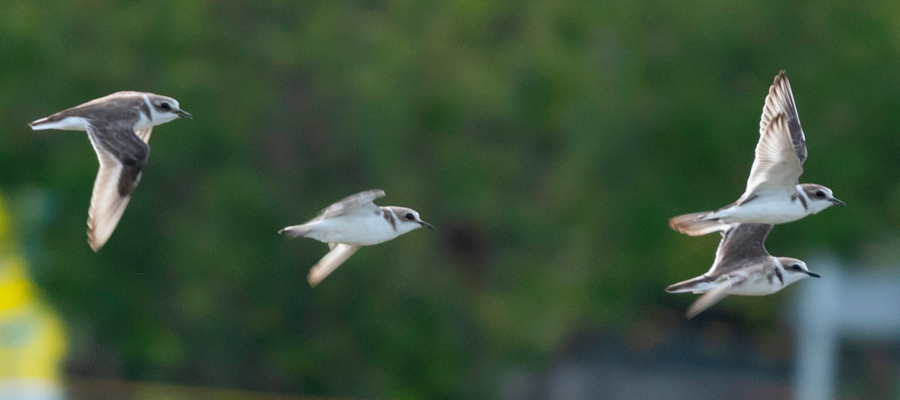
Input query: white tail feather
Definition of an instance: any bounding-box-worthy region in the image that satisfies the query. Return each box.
[29,116,89,131]
[278,224,312,239]
[669,211,732,236]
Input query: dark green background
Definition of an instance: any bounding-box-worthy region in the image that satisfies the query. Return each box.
[1,0,898,398]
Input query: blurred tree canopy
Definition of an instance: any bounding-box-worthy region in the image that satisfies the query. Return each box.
[1,0,900,398]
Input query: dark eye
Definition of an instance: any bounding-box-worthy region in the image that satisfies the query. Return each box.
[792,264,802,270]
[815,190,826,198]
[405,213,415,220]
[160,102,171,111]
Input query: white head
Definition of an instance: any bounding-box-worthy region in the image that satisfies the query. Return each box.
[146,94,192,125]
[801,184,845,214]
[777,257,821,285]
[385,206,434,233]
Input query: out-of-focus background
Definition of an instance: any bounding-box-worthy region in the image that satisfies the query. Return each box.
[1,1,899,399]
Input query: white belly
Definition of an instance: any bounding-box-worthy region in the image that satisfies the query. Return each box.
[715,196,808,224]
[728,278,785,296]
[690,275,782,297]
[305,216,400,246]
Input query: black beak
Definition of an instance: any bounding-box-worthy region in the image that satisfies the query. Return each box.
[830,198,846,207]
[175,109,193,119]
[419,221,434,230]
[807,271,821,278]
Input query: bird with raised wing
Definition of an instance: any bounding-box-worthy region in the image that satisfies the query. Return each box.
[669,71,844,236]
[29,91,192,251]
[278,189,433,287]
[666,223,820,318]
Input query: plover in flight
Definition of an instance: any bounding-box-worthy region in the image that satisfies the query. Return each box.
[29,91,192,251]
[669,71,844,236]
[278,189,433,287]
[666,223,820,318]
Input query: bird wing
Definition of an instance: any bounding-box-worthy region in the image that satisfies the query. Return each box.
[314,189,386,220]
[85,124,149,251]
[307,244,360,287]
[741,114,802,200]
[759,71,807,164]
[687,260,776,319]
[135,127,153,144]
[708,223,738,271]
[706,223,773,275]
[686,274,746,318]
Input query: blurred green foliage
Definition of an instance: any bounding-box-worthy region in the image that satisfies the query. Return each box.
[1,0,899,398]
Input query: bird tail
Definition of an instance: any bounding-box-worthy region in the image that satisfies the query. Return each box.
[28,114,86,131]
[668,211,732,236]
[666,275,714,293]
[278,224,313,239]
[28,117,52,128]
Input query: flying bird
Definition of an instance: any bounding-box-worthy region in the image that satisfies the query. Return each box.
[669,71,844,236]
[279,189,433,287]
[666,223,820,318]
[29,91,192,251]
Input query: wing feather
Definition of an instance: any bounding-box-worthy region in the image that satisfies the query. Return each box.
[312,189,385,221]
[86,150,137,251]
[759,71,807,164]
[307,244,360,287]
[686,276,742,319]
[135,127,153,144]
[85,126,147,251]
[686,261,775,318]
[707,224,773,275]
[742,114,802,199]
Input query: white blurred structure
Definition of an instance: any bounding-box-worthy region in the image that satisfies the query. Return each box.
[0,379,64,400]
[793,256,900,400]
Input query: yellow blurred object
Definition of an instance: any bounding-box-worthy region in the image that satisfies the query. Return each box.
[0,262,34,312]
[0,193,66,398]
[0,259,66,381]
